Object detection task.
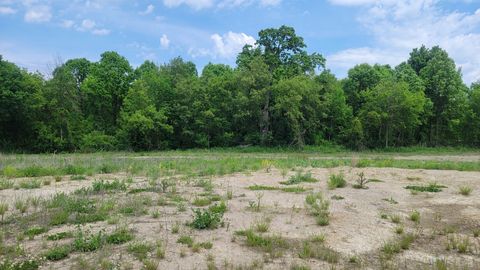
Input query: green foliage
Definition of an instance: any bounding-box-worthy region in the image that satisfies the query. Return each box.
[327,173,346,189]
[405,183,447,192]
[190,202,226,230]
[280,171,317,185]
[0,29,478,152]
[106,227,134,244]
[44,245,71,261]
[305,193,330,226]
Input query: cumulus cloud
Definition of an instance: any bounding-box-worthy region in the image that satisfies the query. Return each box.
[139,4,155,15]
[0,6,16,15]
[327,0,480,84]
[190,31,255,59]
[74,19,110,35]
[24,5,51,23]
[211,31,256,58]
[160,34,170,49]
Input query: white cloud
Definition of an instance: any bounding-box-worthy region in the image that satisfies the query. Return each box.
[163,0,214,10]
[210,31,255,58]
[160,34,170,49]
[328,0,378,6]
[164,0,280,9]
[139,4,155,15]
[0,6,16,15]
[92,28,110,35]
[24,5,51,23]
[327,0,480,84]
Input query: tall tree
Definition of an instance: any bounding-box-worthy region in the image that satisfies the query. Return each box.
[82,52,134,134]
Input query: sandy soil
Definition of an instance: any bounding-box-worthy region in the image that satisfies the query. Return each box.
[1,165,480,269]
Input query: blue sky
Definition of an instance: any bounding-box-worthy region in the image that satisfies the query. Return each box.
[0,0,479,84]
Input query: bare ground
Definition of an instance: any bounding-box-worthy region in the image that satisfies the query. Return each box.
[1,161,480,269]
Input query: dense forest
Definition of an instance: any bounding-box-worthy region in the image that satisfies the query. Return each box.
[1,26,479,152]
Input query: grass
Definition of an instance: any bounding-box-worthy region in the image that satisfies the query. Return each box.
[299,240,339,263]
[327,173,346,189]
[127,241,154,260]
[240,229,289,256]
[73,229,104,252]
[305,193,330,226]
[405,183,447,193]
[177,235,194,247]
[192,197,212,207]
[280,171,317,185]
[44,245,71,261]
[247,185,308,193]
[106,227,134,244]
[458,186,473,196]
[409,210,420,223]
[46,231,73,241]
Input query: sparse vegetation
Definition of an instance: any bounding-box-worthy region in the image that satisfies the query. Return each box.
[305,193,330,226]
[405,183,447,193]
[459,186,473,196]
[280,171,317,185]
[327,173,346,189]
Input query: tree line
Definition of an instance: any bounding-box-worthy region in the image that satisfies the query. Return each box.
[1,25,479,152]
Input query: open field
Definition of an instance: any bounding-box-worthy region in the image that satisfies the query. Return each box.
[0,149,479,270]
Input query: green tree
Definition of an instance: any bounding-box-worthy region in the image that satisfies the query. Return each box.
[82,52,134,133]
[118,80,172,150]
[408,46,469,145]
[360,80,427,148]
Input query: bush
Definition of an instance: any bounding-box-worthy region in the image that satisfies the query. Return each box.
[190,202,226,230]
[80,131,117,152]
[327,173,346,189]
[44,245,71,261]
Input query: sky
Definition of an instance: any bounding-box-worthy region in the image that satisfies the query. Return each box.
[0,0,479,84]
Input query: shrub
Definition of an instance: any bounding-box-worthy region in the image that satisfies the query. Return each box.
[92,179,127,193]
[106,227,134,244]
[352,172,371,189]
[44,245,71,261]
[73,229,104,252]
[127,242,153,260]
[191,208,224,230]
[46,232,73,241]
[409,210,420,223]
[305,193,330,226]
[327,173,346,189]
[80,131,117,152]
[177,235,194,247]
[281,171,317,185]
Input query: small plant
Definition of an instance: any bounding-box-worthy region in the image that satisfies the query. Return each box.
[19,179,41,189]
[261,159,273,172]
[14,199,28,215]
[127,241,154,260]
[151,209,160,219]
[46,231,73,241]
[405,183,447,193]
[327,173,346,190]
[458,186,472,196]
[409,210,420,223]
[254,218,270,233]
[177,235,194,247]
[44,245,71,261]
[473,228,479,238]
[281,171,317,185]
[192,197,212,207]
[106,227,134,244]
[394,226,404,234]
[353,172,371,189]
[381,240,401,259]
[226,188,233,200]
[172,222,180,234]
[399,233,415,250]
[0,202,8,222]
[382,197,398,204]
[305,193,330,226]
[390,214,401,224]
[190,202,226,230]
[70,175,86,181]
[43,179,51,186]
[73,229,104,252]
[24,226,48,239]
[54,175,62,182]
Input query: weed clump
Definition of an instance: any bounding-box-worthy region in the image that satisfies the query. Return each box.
[327,173,346,189]
[405,183,447,193]
[190,202,227,229]
[281,171,317,185]
[305,193,330,226]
